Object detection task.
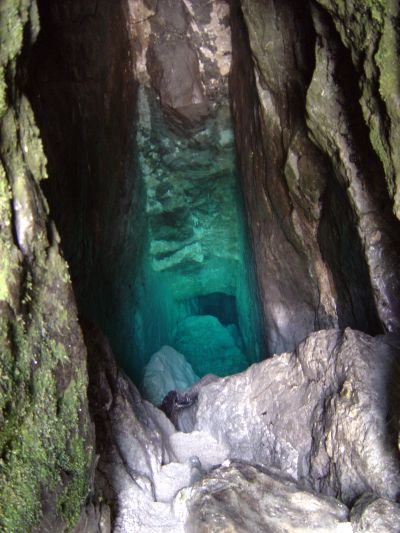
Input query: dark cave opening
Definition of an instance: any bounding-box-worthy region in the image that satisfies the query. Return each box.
[196,292,239,327]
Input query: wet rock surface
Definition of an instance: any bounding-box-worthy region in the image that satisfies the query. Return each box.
[142,345,199,406]
[146,0,231,128]
[121,0,264,378]
[350,494,400,532]
[313,0,400,220]
[5,1,399,531]
[173,315,248,377]
[230,0,400,355]
[26,0,400,373]
[183,329,400,505]
[306,4,400,334]
[0,1,95,531]
[185,462,352,533]
[86,325,400,531]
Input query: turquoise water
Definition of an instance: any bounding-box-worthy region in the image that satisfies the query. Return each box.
[92,86,264,385]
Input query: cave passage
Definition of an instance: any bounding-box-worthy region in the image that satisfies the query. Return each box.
[117,86,264,391]
[25,0,265,398]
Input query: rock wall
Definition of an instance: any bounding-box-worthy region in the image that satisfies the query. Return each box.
[1,1,399,530]
[230,0,400,355]
[27,0,137,323]
[0,1,94,531]
[129,0,264,378]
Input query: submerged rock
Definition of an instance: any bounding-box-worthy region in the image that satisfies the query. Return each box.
[142,345,200,406]
[173,315,249,377]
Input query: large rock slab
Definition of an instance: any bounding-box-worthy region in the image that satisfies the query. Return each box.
[87,326,400,531]
[184,461,352,533]
[183,329,400,505]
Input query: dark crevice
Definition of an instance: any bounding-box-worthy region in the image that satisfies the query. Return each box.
[318,172,383,335]
[323,7,398,225]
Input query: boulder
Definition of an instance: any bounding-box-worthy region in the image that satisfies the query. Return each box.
[173,315,249,377]
[87,326,400,531]
[184,461,352,533]
[350,494,400,532]
[182,329,400,505]
[142,345,200,406]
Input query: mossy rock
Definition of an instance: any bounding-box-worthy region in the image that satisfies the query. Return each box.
[0,1,95,531]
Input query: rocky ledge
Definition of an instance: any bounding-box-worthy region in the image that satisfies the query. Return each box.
[84,324,400,532]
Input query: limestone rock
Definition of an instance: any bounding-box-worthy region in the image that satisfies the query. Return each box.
[313,0,400,220]
[350,494,400,532]
[85,324,190,532]
[0,2,94,531]
[146,0,232,127]
[306,5,400,334]
[173,315,249,377]
[142,345,200,406]
[147,38,209,127]
[183,329,400,505]
[184,462,352,533]
[87,325,400,531]
[231,0,400,356]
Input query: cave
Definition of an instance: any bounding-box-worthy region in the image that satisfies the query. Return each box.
[1,0,400,531]
[26,0,265,388]
[196,293,238,326]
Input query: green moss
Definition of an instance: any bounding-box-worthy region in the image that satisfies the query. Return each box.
[315,0,400,219]
[0,2,24,65]
[19,96,48,183]
[0,222,92,532]
[368,117,392,182]
[0,67,7,118]
[57,372,92,528]
[374,0,400,215]
[375,2,398,101]
[0,320,93,532]
[0,2,93,531]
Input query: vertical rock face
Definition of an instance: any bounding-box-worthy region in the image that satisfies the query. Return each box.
[0,1,94,531]
[230,0,338,355]
[27,0,137,314]
[306,3,400,334]
[25,0,400,369]
[230,0,400,355]
[26,0,145,380]
[313,0,400,220]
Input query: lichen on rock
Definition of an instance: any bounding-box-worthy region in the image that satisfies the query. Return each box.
[0,1,94,531]
[313,0,400,220]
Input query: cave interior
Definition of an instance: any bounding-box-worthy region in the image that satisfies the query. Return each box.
[1,0,400,529]
[26,0,398,393]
